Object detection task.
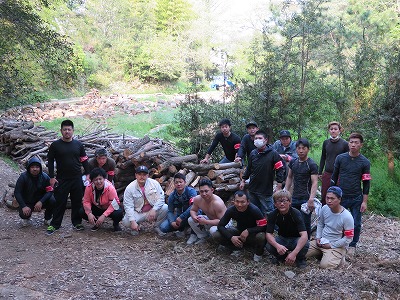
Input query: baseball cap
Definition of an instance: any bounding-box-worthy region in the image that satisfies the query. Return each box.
[327,186,343,198]
[95,148,108,157]
[246,121,258,128]
[135,165,149,174]
[279,130,291,138]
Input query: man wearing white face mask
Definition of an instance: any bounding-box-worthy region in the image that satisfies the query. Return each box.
[240,130,285,216]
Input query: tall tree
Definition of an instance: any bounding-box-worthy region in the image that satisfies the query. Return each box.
[0,0,79,108]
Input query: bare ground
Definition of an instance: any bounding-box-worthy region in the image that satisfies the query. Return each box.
[0,158,399,300]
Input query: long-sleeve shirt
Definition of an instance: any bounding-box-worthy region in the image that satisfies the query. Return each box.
[14,171,53,207]
[331,153,371,198]
[242,146,285,196]
[316,205,354,249]
[47,139,90,179]
[236,134,256,161]
[218,203,266,240]
[272,140,298,161]
[83,179,120,217]
[167,187,197,223]
[206,132,241,162]
[319,138,349,174]
[123,178,165,222]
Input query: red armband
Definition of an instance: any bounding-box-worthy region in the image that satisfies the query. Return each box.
[361,173,371,181]
[189,197,194,205]
[234,143,241,150]
[45,186,54,192]
[344,229,354,238]
[80,155,88,162]
[274,160,284,170]
[256,218,267,226]
[107,170,115,176]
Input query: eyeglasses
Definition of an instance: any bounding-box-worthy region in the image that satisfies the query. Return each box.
[275,199,290,204]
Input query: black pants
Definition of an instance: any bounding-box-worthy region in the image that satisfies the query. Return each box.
[79,205,123,226]
[18,196,56,220]
[50,177,83,228]
[213,228,266,256]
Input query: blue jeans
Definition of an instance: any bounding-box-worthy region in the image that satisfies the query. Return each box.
[292,198,312,239]
[159,213,189,233]
[341,194,363,247]
[248,192,273,217]
[266,236,309,261]
[219,157,232,164]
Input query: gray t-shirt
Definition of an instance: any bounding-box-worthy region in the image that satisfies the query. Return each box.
[316,205,354,249]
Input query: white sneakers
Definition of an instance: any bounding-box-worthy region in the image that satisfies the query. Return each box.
[230,250,242,258]
[186,234,199,245]
[20,219,32,227]
[175,231,185,238]
[154,227,167,237]
[253,254,262,262]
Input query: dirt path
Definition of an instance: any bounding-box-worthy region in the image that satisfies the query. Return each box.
[0,158,399,300]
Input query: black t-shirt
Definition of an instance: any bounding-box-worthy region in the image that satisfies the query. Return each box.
[267,207,306,238]
[288,157,318,199]
[47,139,89,179]
[207,132,241,162]
[218,203,266,239]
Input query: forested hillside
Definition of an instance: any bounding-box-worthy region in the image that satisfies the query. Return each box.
[0,0,399,216]
[0,0,217,102]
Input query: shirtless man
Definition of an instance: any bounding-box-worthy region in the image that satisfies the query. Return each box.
[186,178,227,245]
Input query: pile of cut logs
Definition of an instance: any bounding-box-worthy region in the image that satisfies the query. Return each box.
[0,118,243,202]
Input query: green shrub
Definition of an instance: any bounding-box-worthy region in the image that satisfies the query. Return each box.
[368,158,400,217]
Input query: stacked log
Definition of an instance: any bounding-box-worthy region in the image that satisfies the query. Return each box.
[0,118,243,204]
[0,89,181,123]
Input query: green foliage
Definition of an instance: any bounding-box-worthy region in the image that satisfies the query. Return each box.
[155,0,194,36]
[0,153,21,171]
[171,92,225,157]
[368,158,400,217]
[39,108,177,140]
[0,0,82,107]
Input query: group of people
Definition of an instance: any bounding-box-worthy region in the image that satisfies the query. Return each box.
[14,118,371,270]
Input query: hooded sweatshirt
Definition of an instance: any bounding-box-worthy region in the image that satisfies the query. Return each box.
[14,157,53,207]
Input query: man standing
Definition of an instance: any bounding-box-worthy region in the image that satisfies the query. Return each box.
[159,173,197,236]
[284,138,319,238]
[186,178,226,245]
[234,121,258,164]
[306,186,354,269]
[88,148,116,183]
[266,190,309,268]
[318,121,349,204]
[272,130,298,163]
[214,190,266,262]
[14,156,55,227]
[331,132,371,257]
[46,120,90,235]
[200,118,241,164]
[240,130,285,216]
[122,166,168,236]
